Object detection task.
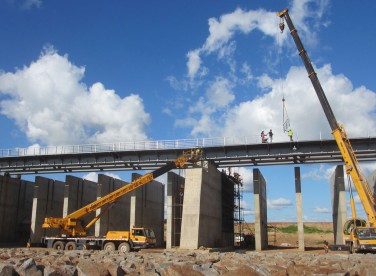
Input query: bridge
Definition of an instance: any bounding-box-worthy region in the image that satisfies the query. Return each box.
[1,136,376,175]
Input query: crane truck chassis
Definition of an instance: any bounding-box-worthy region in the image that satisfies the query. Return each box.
[40,149,202,252]
[277,8,376,253]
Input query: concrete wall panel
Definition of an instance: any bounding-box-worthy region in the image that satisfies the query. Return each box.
[166,171,185,249]
[330,165,347,245]
[0,176,34,245]
[95,174,130,236]
[30,176,65,243]
[65,176,97,236]
[253,168,268,250]
[130,173,165,247]
[180,161,222,249]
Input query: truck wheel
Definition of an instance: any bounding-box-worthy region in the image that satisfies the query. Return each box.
[104,242,116,252]
[118,242,130,254]
[53,241,65,250]
[65,241,77,250]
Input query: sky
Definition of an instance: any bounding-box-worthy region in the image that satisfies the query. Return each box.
[0,0,376,223]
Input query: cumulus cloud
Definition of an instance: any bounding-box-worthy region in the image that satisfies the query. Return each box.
[185,0,329,81]
[268,198,293,210]
[0,47,150,146]
[185,64,376,142]
[172,0,376,143]
[302,164,336,181]
[82,172,121,182]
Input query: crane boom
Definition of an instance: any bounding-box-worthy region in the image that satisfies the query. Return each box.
[42,149,202,237]
[277,8,376,225]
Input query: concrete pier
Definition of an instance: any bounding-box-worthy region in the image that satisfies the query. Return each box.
[64,176,97,236]
[166,171,185,249]
[295,167,305,251]
[30,176,65,244]
[367,170,376,200]
[95,174,130,236]
[330,165,347,245]
[0,176,33,245]
[180,161,222,249]
[130,173,165,247]
[253,168,268,250]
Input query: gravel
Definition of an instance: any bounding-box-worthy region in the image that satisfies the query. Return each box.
[0,247,375,275]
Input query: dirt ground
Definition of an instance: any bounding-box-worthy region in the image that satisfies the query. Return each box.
[240,222,335,252]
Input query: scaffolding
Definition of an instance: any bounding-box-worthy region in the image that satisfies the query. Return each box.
[225,169,244,247]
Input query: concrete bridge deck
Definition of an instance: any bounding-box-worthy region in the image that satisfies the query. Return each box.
[1,137,376,175]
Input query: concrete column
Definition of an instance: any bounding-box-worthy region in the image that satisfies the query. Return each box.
[253,168,268,250]
[0,176,33,245]
[295,167,305,251]
[95,175,130,236]
[330,165,347,245]
[221,172,235,247]
[130,173,165,247]
[180,161,222,249]
[166,171,185,249]
[65,176,97,236]
[366,170,376,203]
[30,176,65,244]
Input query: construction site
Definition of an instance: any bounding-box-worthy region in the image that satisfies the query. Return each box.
[0,6,376,275]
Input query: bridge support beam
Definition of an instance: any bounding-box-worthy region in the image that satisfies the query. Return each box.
[331,165,347,245]
[95,175,130,236]
[295,167,305,251]
[64,176,97,236]
[30,176,64,244]
[130,173,165,247]
[367,170,376,200]
[166,171,185,249]
[253,168,268,250]
[180,161,222,249]
[0,175,33,245]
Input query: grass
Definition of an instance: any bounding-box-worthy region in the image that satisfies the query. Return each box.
[274,224,333,234]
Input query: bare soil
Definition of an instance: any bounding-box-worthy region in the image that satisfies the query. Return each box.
[241,222,335,253]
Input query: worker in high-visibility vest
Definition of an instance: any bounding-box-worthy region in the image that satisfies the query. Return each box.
[288,129,293,141]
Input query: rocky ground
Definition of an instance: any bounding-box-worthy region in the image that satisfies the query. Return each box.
[0,247,376,276]
[1,222,374,275]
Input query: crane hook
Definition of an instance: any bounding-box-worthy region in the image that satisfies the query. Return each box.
[279,18,285,33]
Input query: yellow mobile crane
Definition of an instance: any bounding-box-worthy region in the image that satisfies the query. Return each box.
[41,149,202,253]
[277,8,376,253]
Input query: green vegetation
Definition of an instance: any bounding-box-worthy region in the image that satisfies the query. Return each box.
[274,224,333,234]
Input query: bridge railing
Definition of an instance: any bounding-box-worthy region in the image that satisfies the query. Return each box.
[0,136,260,157]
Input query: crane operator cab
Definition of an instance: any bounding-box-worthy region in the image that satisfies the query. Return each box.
[343,218,376,252]
[131,227,156,248]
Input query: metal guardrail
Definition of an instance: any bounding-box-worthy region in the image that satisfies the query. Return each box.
[0,136,262,157]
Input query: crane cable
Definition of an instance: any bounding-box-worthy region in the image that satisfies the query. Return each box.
[277,18,291,133]
[282,96,290,133]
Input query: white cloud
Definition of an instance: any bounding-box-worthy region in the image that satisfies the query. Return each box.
[82,172,121,182]
[235,167,253,193]
[0,47,151,146]
[185,0,330,81]
[22,0,42,9]
[302,164,335,181]
[313,206,330,213]
[206,77,235,108]
[268,197,293,210]
[184,64,376,142]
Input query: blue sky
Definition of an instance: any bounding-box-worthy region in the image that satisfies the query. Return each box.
[0,0,375,223]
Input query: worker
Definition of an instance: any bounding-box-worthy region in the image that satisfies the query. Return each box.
[268,129,273,142]
[288,129,293,141]
[261,130,268,143]
[323,240,329,253]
